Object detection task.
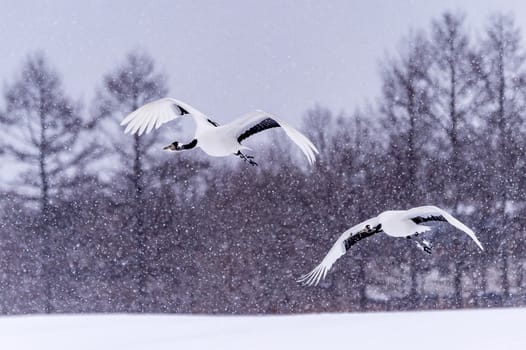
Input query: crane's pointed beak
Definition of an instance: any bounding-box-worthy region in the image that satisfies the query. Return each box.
[163,142,179,151]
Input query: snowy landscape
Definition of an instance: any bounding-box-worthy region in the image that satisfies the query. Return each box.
[2,0,526,348]
[1,308,526,349]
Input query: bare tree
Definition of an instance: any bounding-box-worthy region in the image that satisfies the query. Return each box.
[92,51,168,311]
[475,14,526,211]
[0,52,99,312]
[378,32,435,305]
[429,11,479,309]
[429,12,477,207]
[379,32,434,205]
[1,52,98,213]
[474,14,526,300]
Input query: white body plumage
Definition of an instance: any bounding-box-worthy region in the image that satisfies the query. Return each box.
[120,98,318,164]
[298,205,484,286]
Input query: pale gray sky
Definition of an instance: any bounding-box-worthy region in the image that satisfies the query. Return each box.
[1,0,526,123]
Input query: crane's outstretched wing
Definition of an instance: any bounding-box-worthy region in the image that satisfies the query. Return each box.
[406,205,483,251]
[229,110,319,165]
[297,217,378,286]
[120,98,217,136]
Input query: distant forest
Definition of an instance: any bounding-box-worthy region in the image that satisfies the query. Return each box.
[0,11,525,314]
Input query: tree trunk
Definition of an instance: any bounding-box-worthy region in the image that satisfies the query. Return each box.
[453,258,463,308]
[39,106,53,313]
[133,132,147,312]
[358,255,367,311]
[496,44,511,302]
[407,84,421,307]
[502,254,510,303]
[447,56,464,309]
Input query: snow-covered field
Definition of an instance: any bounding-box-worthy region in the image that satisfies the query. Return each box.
[0,308,524,349]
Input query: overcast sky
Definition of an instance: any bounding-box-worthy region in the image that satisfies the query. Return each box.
[1,0,526,123]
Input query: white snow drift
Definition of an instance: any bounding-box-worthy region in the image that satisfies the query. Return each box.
[0,308,524,350]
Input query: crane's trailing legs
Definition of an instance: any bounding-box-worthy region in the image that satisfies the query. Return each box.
[235,151,258,166]
[406,233,432,254]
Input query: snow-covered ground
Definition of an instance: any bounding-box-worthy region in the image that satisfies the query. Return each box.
[0,308,524,349]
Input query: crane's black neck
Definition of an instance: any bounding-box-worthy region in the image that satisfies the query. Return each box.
[181,139,198,150]
[171,139,197,150]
